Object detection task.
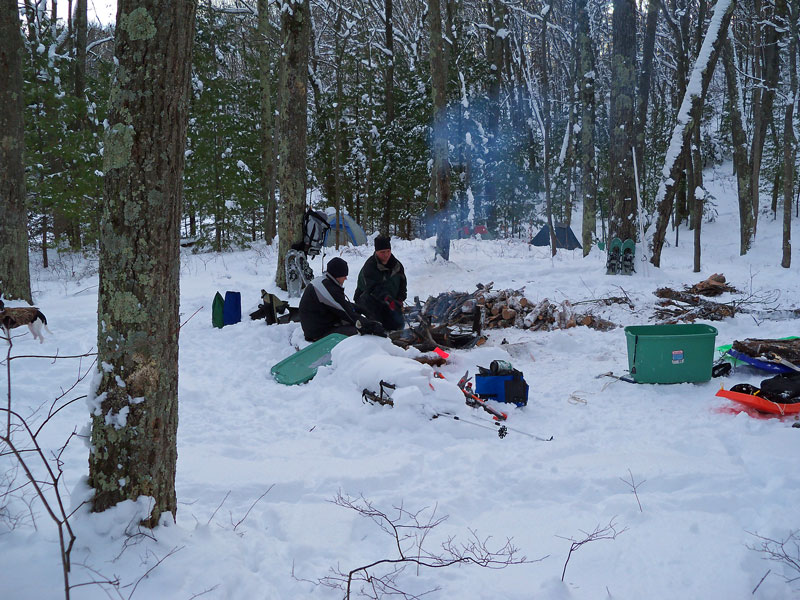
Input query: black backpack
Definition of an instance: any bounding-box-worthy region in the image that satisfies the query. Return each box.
[759,372,800,403]
[303,209,330,256]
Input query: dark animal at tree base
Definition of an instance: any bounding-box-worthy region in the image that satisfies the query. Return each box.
[0,299,52,343]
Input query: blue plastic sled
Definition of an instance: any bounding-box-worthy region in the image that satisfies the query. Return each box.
[725,349,795,374]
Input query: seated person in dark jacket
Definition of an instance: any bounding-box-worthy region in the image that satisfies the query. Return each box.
[354,236,407,331]
[299,257,384,342]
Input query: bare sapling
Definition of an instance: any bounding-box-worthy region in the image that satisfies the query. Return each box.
[558,517,628,582]
[1,330,95,599]
[619,468,646,512]
[307,491,538,599]
[748,529,800,590]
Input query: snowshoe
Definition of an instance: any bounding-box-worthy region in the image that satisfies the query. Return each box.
[298,253,314,287]
[621,239,635,275]
[606,237,622,275]
[285,249,304,298]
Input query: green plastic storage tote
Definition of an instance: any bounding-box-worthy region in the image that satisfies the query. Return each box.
[624,324,718,384]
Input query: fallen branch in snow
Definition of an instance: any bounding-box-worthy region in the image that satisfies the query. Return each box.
[653,287,780,323]
[557,517,628,582]
[311,491,538,599]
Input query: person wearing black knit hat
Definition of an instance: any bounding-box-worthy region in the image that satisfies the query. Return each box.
[298,256,386,341]
[354,235,407,331]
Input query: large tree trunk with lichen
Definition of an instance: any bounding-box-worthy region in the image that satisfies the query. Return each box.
[275,0,310,289]
[0,0,33,304]
[89,0,196,528]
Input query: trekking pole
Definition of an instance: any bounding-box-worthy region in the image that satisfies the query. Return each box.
[431,410,552,441]
[431,411,509,438]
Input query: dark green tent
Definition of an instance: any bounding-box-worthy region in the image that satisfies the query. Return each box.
[530,223,582,250]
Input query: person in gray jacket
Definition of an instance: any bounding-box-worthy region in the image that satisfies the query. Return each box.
[298,257,385,342]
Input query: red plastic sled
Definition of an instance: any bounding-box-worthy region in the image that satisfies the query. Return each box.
[716,388,800,416]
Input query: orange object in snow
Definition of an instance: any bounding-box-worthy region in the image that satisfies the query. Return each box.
[716,387,800,416]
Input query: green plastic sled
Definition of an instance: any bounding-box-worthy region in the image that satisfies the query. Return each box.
[270,333,348,385]
[212,292,225,329]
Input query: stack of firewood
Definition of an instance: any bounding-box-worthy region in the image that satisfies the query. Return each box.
[475,289,616,332]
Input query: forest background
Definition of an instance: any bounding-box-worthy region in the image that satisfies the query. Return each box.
[1,2,800,595]
[4,0,798,277]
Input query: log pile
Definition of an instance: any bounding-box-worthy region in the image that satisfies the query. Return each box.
[418,284,617,333]
[731,338,800,363]
[653,287,738,323]
[480,294,616,332]
[391,284,620,351]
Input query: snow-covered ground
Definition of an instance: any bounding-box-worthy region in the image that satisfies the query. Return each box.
[3,164,800,599]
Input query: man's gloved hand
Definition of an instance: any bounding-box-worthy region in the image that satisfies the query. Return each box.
[357,319,387,337]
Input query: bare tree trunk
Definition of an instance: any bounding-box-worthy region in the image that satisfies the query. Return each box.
[691,123,703,272]
[721,35,752,254]
[0,0,32,303]
[635,0,659,180]
[258,0,277,243]
[650,0,735,267]
[782,2,797,268]
[485,1,503,234]
[333,8,346,248]
[540,8,556,256]
[608,0,638,242]
[428,0,450,259]
[382,0,395,235]
[90,0,196,527]
[749,0,787,235]
[73,0,87,100]
[275,0,310,289]
[577,0,596,256]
